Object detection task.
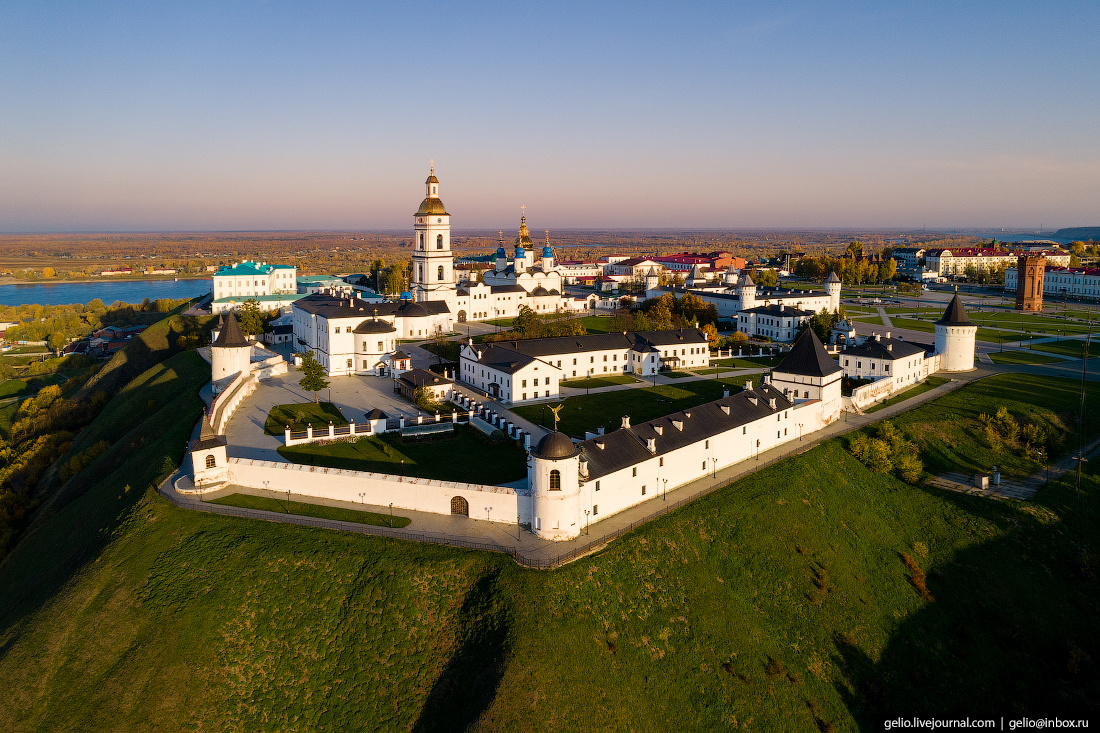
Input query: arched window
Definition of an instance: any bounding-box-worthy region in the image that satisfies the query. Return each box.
[418,265,423,282]
[436,234,443,249]
[419,233,424,248]
[549,469,561,490]
[437,265,444,281]
[205,454,216,468]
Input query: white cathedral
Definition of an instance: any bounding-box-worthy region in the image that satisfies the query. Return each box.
[292,169,588,376]
[409,168,584,321]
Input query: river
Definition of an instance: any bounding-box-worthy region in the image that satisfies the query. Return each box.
[0,278,213,307]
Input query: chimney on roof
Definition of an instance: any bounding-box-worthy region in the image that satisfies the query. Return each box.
[722,389,729,398]
[744,380,753,391]
[672,419,684,431]
[621,415,631,429]
[646,438,656,453]
[769,397,777,410]
[654,425,663,435]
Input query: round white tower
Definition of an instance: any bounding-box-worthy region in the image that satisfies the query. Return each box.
[644,266,660,294]
[825,271,842,311]
[210,311,252,385]
[934,293,977,372]
[737,272,756,310]
[528,432,581,541]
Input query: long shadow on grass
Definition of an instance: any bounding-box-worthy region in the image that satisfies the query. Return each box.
[412,567,512,733]
[831,475,1100,729]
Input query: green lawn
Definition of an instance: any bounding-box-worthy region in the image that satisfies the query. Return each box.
[861,376,951,413]
[850,315,883,325]
[264,401,347,435]
[514,375,755,436]
[987,350,1067,365]
[0,370,1096,730]
[0,379,31,399]
[889,317,1032,344]
[577,315,615,334]
[560,374,640,389]
[206,493,412,528]
[1021,339,1100,359]
[661,370,694,379]
[277,426,527,485]
[713,355,785,368]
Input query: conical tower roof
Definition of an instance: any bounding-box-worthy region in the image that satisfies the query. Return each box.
[935,294,974,326]
[213,311,250,348]
[740,272,754,287]
[773,329,841,378]
[192,410,228,450]
[825,271,841,284]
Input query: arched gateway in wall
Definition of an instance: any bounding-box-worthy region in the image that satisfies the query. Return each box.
[450,496,469,516]
[457,310,467,322]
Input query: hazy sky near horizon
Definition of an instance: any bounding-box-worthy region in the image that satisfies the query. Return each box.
[2,1,1098,232]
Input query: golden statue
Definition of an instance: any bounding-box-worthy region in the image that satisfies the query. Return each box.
[548,403,564,432]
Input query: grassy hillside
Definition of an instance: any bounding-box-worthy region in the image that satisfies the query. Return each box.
[0,374,1096,730]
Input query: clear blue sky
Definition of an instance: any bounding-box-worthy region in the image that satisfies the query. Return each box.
[1,1,1097,232]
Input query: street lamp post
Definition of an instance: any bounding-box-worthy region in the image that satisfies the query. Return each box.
[389,502,394,528]
[798,422,804,441]
[662,477,668,501]
[358,492,365,507]
[584,509,590,535]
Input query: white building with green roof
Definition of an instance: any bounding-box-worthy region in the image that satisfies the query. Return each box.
[212,261,297,302]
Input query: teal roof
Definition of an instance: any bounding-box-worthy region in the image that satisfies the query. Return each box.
[270,264,295,270]
[297,275,346,284]
[215,260,279,277]
[213,294,305,304]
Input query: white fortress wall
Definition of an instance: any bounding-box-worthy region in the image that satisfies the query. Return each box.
[221,458,523,524]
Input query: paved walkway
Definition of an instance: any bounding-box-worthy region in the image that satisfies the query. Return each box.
[927,437,1100,501]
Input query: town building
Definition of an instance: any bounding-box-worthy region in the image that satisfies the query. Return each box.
[1003,263,1100,302]
[736,303,815,342]
[212,261,297,300]
[396,368,453,403]
[1014,255,1046,311]
[923,247,1068,278]
[459,329,710,404]
[840,334,933,385]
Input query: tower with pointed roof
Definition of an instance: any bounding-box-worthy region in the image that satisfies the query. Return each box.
[769,329,842,424]
[737,271,757,310]
[411,166,455,303]
[189,411,229,489]
[825,271,842,311]
[934,293,976,371]
[513,213,532,272]
[210,311,253,386]
[686,264,707,287]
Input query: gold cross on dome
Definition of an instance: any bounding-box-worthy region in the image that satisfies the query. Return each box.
[521,204,526,216]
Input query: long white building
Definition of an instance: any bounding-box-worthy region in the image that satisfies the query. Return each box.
[1004,265,1100,300]
[459,329,710,404]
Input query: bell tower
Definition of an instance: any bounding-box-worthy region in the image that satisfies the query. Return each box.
[411,166,455,302]
[1015,255,1045,312]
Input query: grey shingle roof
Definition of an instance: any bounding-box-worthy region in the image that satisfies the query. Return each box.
[773,330,841,377]
[935,294,974,326]
[579,384,793,480]
[294,294,450,319]
[841,338,930,360]
[212,312,250,348]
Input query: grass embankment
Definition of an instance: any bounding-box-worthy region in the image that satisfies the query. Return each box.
[862,376,951,413]
[264,402,347,435]
[207,493,412,528]
[0,375,1096,729]
[987,350,1067,365]
[514,375,755,436]
[277,425,528,485]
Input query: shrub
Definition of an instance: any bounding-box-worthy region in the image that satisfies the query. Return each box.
[863,438,893,473]
[894,452,923,484]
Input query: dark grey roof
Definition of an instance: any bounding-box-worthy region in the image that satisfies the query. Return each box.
[399,368,452,388]
[580,384,793,480]
[293,293,450,319]
[489,329,708,360]
[212,312,250,348]
[272,324,293,334]
[534,432,577,459]
[935,294,974,326]
[773,330,841,377]
[530,286,550,296]
[391,350,411,360]
[472,346,537,374]
[191,413,227,451]
[490,284,527,294]
[740,304,815,317]
[841,337,930,360]
[825,271,841,283]
[353,319,396,334]
[364,408,389,420]
[740,272,754,286]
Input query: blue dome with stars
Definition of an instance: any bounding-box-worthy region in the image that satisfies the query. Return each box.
[542,245,553,258]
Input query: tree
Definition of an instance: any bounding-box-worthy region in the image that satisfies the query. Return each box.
[414,385,440,413]
[42,267,55,279]
[297,351,329,403]
[237,299,265,336]
[847,241,864,259]
[47,332,67,354]
[512,306,543,339]
[702,323,720,348]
